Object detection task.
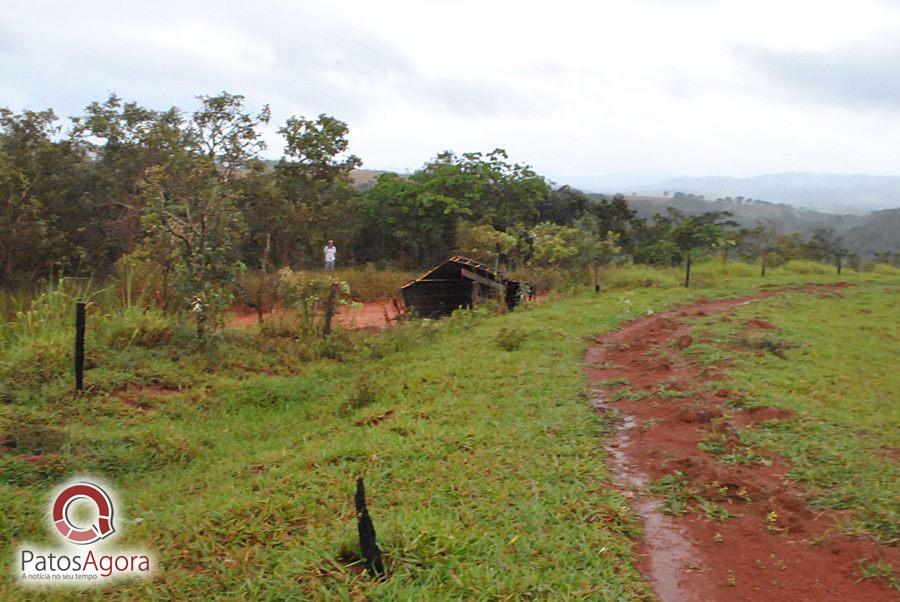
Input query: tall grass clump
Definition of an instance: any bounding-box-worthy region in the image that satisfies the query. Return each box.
[331,266,416,302]
[0,280,91,386]
[601,264,681,289]
[781,259,833,275]
[870,263,900,276]
[0,277,184,388]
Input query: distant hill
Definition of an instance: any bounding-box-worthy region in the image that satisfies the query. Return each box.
[840,208,900,256]
[609,194,859,232]
[593,193,898,256]
[349,169,387,190]
[566,172,900,215]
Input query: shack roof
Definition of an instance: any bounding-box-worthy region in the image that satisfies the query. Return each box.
[400,256,519,289]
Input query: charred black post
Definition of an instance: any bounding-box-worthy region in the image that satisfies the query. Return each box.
[684,253,693,288]
[355,477,385,577]
[75,302,86,392]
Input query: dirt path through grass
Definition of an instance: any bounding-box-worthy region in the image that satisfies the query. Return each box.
[585,284,898,601]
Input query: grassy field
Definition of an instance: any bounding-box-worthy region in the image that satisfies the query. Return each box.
[687,282,900,544]
[1,263,897,599]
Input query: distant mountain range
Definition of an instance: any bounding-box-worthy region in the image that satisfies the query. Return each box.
[557,172,900,215]
[595,193,900,256]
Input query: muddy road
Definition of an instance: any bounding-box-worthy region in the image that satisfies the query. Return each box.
[585,286,898,601]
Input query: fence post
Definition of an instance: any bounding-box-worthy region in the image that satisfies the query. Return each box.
[322,282,339,336]
[75,302,86,392]
[355,477,385,577]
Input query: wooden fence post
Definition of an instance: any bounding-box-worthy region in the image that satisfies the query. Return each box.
[322,282,339,336]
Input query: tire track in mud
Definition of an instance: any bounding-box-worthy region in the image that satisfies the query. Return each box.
[585,285,898,601]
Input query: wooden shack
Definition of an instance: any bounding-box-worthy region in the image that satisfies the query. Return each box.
[400,256,521,317]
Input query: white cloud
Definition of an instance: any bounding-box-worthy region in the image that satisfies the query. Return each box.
[1,0,899,179]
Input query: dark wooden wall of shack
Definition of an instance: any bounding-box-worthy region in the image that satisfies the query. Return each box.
[401,279,473,317]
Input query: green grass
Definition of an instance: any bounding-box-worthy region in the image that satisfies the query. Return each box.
[689,283,900,543]
[1,264,895,599]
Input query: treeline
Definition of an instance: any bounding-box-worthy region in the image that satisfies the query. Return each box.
[0,92,866,318]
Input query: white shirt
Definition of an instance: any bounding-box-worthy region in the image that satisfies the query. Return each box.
[324,245,337,262]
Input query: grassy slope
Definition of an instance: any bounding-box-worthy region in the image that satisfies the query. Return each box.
[1,268,896,599]
[691,283,900,543]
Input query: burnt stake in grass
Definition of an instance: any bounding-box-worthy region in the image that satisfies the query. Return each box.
[75,301,86,392]
[355,477,385,577]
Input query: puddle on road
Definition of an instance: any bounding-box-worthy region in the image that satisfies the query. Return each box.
[593,390,700,602]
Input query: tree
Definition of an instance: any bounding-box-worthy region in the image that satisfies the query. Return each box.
[124,92,269,333]
[585,193,637,253]
[576,212,622,290]
[72,94,187,256]
[455,221,518,268]
[538,185,588,225]
[810,228,847,274]
[455,149,549,230]
[190,92,270,181]
[529,222,584,268]
[141,156,246,339]
[631,211,682,267]
[669,210,736,287]
[356,173,432,265]
[735,223,779,276]
[0,108,97,284]
[275,114,361,264]
[527,221,608,269]
[359,149,550,267]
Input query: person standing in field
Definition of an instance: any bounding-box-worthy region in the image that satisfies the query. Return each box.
[323,240,337,271]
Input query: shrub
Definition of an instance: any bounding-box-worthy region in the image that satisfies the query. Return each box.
[102,307,177,349]
[496,326,528,351]
[332,266,415,302]
[870,263,900,275]
[277,268,350,334]
[781,260,832,275]
[347,376,378,409]
[509,266,569,293]
[601,265,680,289]
[692,260,757,279]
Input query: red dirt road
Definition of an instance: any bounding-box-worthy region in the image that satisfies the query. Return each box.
[585,285,897,601]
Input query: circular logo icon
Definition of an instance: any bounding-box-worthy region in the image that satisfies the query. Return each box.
[52,482,115,544]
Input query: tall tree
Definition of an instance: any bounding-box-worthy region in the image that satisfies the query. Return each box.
[0,108,96,283]
[584,193,639,256]
[72,94,186,255]
[456,149,549,230]
[810,228,847,274]
[669,210,736,287]
[141,157,246,339]
[735,223,780,276]
[275,114,361,264]
[190,92,270,181]
[538,185,588,225]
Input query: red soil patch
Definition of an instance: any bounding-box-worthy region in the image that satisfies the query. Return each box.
[744,318,777,330]
[227,294,549,332]
[585,284,896,601]
[113,385,179,410]
[226,300,400,331]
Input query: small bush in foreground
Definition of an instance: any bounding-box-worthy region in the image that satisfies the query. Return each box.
[496,326,528,351]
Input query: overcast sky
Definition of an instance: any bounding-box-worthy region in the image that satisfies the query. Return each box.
[3,0,900,181]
